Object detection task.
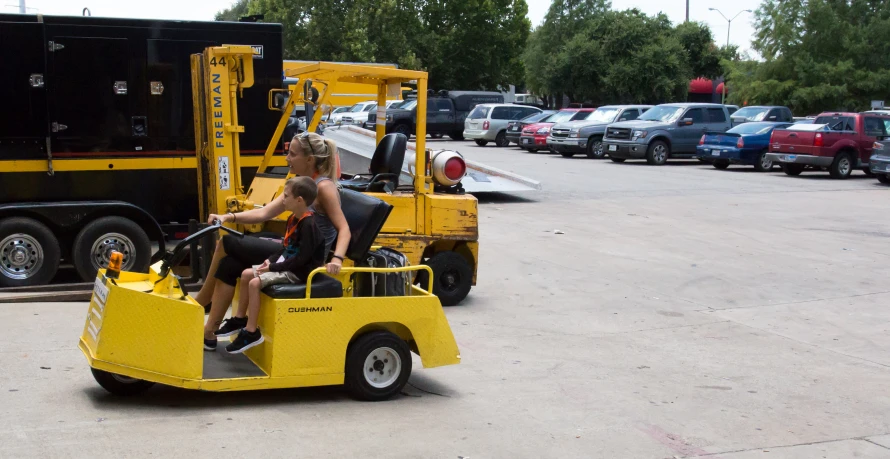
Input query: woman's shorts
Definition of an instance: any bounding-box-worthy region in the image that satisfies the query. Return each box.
[214,235,282,286]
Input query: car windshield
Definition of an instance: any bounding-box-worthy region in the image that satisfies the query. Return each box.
[349,104,367,113]
[334,107,348,113]
[521,111,555,123]
[397,100,417,110]
[639,106,684,122]
[727,123,781,135]
[585,108,620,123]
[732,107,770,121]
[468,106,492,119]
[546,111,578,123]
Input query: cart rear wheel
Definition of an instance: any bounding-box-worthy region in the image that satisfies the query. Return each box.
[345,331,412,401]
[91,368,154,396]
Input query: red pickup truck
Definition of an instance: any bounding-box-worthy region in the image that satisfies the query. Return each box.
[766,112,890,179]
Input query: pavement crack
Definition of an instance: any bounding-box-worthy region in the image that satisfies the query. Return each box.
[729,321,890,369]
[864,439,890,450]
[702,290,890,312]
[687,434,890,457]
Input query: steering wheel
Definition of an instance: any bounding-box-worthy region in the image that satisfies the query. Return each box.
[157,220,244,281]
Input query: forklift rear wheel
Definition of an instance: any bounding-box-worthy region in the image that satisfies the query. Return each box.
[416,251,472,306]
[72,217,151,281]
[91,368,154,396]
[345,331,412,401]
[475,140,488,147]
[0,217,61,288]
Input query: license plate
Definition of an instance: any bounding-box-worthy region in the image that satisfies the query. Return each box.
[786,155,796,161]
[608,144,617,152]
[522,138,531,144]
[711,150,719,156]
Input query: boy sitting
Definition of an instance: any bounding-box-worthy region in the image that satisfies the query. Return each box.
[213,176,327,354]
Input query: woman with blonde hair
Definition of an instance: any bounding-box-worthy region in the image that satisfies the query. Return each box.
[195,132,351,350]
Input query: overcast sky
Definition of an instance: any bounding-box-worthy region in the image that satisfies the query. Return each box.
[6,0,762,57]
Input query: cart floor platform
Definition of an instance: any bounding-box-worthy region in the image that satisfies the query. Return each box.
[203,345,267,379]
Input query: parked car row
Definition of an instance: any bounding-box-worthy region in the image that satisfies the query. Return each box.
[474,102,890,186]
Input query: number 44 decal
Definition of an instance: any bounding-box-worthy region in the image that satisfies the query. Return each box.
[209,57,227,67]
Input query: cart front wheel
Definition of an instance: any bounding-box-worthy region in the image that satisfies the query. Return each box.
[91,368,154,396]
[345,331,412,401]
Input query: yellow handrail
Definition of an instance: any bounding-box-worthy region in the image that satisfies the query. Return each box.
[305,265,434,299]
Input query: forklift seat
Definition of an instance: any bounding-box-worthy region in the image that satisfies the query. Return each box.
[262,189,394,299]
[339,133,407,192]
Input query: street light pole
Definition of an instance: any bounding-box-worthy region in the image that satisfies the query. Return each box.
[708,8,752,104]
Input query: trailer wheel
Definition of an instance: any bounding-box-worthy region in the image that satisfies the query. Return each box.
[0,217,61,287]
[415,251,472,306]
[345,331,412,401]
[73,216,151,281]
[91,368,154,396]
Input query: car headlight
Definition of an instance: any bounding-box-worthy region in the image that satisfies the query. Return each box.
[536,127,550,135]
[632,130,648,139]
[569,128,580,138]
[874,142,885,150]
[385,114,392,122]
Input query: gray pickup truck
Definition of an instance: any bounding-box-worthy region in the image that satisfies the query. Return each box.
[602,103,732,165]
[547,105,652,159]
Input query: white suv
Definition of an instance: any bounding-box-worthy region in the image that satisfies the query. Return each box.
[464,104,542,147]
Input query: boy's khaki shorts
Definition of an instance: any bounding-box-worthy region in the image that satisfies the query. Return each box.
[256,270,300,289]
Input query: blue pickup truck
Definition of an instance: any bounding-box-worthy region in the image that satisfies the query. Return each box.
[695,122,793,171]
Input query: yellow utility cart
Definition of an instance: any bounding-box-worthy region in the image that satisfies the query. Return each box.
[79,46,461,401]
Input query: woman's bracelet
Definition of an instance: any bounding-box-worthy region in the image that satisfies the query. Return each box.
[228,212,236,222]
[332,254,345,261]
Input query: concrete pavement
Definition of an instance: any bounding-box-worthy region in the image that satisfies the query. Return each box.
[2,140,889,458]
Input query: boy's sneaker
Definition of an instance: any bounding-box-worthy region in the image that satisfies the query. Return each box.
[204,337,217,351]
[225,328,264,354]
[214,316,248,337]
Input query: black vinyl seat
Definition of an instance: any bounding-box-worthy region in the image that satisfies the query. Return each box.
[263,189,393,299]
[340,133,407,192]
[263,273,344,299]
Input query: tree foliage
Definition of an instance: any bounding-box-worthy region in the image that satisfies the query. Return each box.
[727,0,890,114]
[214,0,530,91]
[523,3,726,105]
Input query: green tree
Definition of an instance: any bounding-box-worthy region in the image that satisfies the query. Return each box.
[524,5,722,105]
[214,0,530,91]
[728,0,890,114]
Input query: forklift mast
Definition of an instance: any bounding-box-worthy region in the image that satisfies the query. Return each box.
[190,45,256,223]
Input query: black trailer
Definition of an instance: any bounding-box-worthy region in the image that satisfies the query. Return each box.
[0,14,283,287]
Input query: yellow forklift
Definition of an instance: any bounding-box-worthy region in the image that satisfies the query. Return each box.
[79,46,460,400]
[196,46,479,306]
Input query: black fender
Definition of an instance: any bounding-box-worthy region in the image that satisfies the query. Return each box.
[0,201,166,263]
